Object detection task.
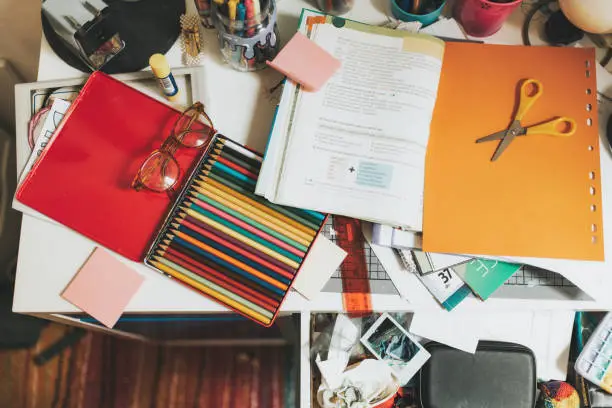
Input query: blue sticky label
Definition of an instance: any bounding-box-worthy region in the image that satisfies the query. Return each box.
[356,161,393,188]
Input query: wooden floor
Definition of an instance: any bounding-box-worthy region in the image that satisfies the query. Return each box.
[0,323,296,408]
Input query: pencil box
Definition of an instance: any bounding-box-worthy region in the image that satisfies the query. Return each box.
[418,341,537,408]
[143,133,327,326]
[15,72,326,327]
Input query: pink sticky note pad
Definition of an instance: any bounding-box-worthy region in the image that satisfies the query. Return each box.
[267,32,341,91]
[62,248,144,328]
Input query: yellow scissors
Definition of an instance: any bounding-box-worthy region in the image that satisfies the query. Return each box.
[476,79,577,161]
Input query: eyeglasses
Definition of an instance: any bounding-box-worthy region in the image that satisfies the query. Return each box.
[131,102,216,194]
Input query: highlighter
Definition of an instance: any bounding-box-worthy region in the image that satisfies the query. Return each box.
[149,53,179,102]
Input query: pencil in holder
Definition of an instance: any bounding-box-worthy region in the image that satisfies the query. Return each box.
[212,0,280,72]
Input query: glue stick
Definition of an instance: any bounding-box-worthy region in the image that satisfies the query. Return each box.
[149,53,179,101]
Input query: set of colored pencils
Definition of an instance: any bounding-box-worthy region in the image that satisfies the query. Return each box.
[146,135,325,326]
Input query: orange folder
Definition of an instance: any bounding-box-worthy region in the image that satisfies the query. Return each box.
[423,43,603,261]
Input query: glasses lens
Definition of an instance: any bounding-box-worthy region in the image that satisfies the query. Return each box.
[174,105,214,148]
[138,151,180,192]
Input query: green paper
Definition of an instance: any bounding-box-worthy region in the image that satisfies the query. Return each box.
[454,259,522,300]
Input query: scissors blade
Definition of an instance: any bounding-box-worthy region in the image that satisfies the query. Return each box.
[491,120,523,161]
[476,130,508,143]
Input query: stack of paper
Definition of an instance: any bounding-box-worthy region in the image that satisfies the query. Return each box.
[256,8,611,307]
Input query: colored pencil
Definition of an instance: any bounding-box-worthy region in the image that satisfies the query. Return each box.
[173,223,292,285]
[183,200,303,263]
[151,259,271,324]
[193,183,314,244]
[215,138,262,163]
[182,203,302,266]
[212,148,260,173]
[190,186,311,249]
[180,205,301,267]
[188,192,308,254]
[199,177,317,237]
[158,244,280,306]
[210,155,258,180]
[155,251,276,313]
[155,247,278,311]
[161,239,284,302]
[172,221,294,281]
[168,229,289,290]
[213,143,261,170]
[163,235,286,296]
[206,163,256,186]
[178,212,297,274]
[199,171,322,230]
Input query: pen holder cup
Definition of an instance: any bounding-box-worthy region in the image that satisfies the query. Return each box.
[390,0,446,26]
[453,0,522,37]
[212,0,280,72]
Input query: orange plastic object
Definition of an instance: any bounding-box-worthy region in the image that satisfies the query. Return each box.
[423,43,603,261]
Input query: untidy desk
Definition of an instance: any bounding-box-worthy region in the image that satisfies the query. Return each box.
[14,2,611,407]
[13,2,609,326]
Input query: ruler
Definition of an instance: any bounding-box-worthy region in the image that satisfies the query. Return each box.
[333,216,373,317]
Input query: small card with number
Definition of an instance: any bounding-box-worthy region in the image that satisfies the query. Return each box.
[360,313,430,385]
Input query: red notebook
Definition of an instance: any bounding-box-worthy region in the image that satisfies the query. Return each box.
[16,72,201,261]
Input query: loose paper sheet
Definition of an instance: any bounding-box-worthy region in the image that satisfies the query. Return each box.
[293,234,347,300]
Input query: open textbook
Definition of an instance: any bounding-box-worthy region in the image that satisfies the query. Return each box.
[257,10,445,229]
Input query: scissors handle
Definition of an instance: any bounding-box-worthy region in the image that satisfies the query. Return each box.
[525,117,577,137]
[515,79,543,122]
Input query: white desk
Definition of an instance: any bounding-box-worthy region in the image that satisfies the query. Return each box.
[12,0,608,320]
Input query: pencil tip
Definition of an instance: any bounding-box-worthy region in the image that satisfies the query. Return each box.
[159,244,168,250]
[171,222,179,228]
[163,239,171,245]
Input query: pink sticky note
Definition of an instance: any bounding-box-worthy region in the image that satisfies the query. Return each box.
[62,248,144,328]
[267,32,341,91]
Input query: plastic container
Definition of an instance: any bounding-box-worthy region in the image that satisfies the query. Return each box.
[315,0,355,15]
[390,0,446,27]
[149,53,179,101]
[575,312,612,393]
[453,0,522,37]
[212,0,280,72]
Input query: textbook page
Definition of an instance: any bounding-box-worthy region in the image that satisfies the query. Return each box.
[273,24,445,228]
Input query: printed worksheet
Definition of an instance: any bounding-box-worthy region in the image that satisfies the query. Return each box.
[274,23,445,228]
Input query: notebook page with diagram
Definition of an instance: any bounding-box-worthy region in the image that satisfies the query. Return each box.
[263,21,445,229]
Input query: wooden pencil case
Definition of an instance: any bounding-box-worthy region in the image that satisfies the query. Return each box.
[144,134,327,327]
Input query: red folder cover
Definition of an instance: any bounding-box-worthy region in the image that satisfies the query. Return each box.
[16,72,201,261]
